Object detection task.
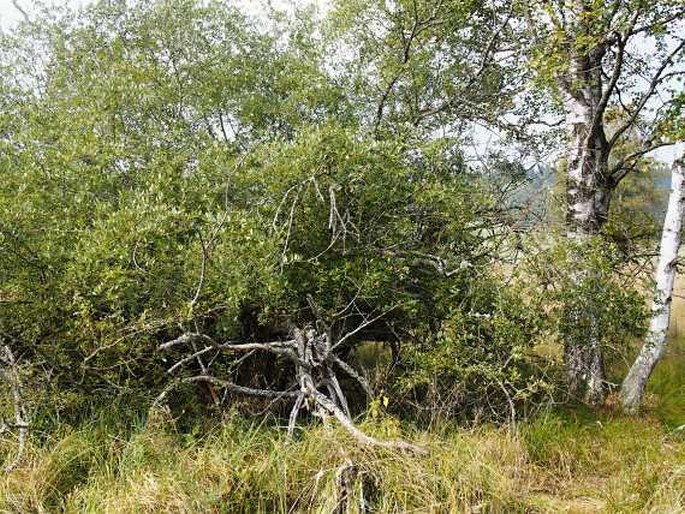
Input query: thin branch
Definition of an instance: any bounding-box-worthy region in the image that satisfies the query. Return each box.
[189,231,207,309]
[10,0,29,23]
[165,339,298,374]
[331,355,374,399]
[325,371,351,418]
[608,39,685,149]
[287,393,305,436]
[463,8,513,92]
[333,306,399,350]
[174,375,299,400]
[628,8,685,37]
[159,332,217,350]
[589,33,627,137]
[160,332,296,352]
[166,345,218,374]
[373,2,423,132]
[305,382,426,455]
[187,324,219,406]
[610,141,674,184]
[218,112,230,143]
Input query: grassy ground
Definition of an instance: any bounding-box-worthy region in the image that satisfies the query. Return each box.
[0,406,682,513]
[0,353,683,512]
[1,284,683,513]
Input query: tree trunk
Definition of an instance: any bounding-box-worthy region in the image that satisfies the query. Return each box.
[561,51,612,405]
[620,155,685,413]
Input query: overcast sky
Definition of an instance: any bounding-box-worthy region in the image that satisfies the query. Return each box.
[0,0,86,27]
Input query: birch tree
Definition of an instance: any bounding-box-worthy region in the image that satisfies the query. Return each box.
[523,0,684,403]
[620,154,685,412]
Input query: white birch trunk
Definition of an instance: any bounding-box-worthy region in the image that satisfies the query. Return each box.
[620,155,685,413]
[565,93,600,237]
[562,63,611,405]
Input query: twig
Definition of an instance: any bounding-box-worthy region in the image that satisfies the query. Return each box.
[287,393,305,437]
[333,306,399,350]
[331,355,374,399]
[155,375,299,405]
[10,0,29,23]
[189,232,207,309]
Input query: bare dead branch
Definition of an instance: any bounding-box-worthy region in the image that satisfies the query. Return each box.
[325,371,351,418]
[287,392,305,436]
[0,343,28,474]
[331,355,374,399]
[159,332,218,350]
[159,321,424,455]
[166,345,217,375]
[305,382,427,455]
[333,306,399,350]
[165,375,299,401]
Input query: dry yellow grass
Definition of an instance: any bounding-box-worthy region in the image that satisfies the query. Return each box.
[0,409,683,513]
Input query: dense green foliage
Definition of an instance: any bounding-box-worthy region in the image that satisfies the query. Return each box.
[0,0,555,425]
[0,2,682,501]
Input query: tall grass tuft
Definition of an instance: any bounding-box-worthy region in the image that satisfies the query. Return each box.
[1,407,684,513]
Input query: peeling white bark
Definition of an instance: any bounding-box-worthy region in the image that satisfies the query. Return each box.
[562,63,611,404]
[564,89,611,239]
[621,156,685,413]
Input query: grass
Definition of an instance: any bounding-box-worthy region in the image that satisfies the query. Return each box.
[0,404,683,513]
[645,274,685,430]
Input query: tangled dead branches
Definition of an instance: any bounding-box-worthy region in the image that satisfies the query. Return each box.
[158,323,425,455]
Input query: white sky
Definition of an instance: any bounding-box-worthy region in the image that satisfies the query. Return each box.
[0,0,87,27]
